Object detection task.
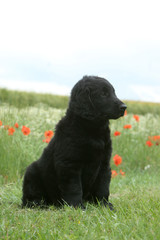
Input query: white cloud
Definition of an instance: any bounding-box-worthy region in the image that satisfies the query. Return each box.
[0,0,160,60]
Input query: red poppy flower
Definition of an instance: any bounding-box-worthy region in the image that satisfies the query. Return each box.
[133,115,140,122]
[113,154,122,166]
[120,169,125,176]
[44,130,54,139]
[14,123,19,128]
[43,130,54,143]
[0,120,2,126]
[21,126,31,135]
[111,170,118,178]
[8,127,15,135]
[123,124,132,129]
[146,141,153,147]
[114,131,121,136]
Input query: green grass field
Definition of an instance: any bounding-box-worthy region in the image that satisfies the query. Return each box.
[0,91,160,239]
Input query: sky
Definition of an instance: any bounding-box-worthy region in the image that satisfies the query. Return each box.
[0,0,160,102]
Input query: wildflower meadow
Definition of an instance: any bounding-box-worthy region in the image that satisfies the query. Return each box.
[0,95,160,239]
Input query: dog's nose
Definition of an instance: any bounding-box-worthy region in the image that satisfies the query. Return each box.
[120,103,127,111]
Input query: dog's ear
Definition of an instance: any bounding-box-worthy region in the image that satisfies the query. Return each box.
[85,88,95,110]
[69,86,96,120]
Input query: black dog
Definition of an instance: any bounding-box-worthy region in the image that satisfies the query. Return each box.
[22,76,126,209]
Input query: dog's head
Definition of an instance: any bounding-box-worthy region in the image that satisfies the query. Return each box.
[69,76,127,120]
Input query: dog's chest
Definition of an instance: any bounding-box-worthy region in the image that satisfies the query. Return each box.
[82,136,106,158]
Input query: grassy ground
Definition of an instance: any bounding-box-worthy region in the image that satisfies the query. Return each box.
[1,174,159,240]
[0,101,160,239]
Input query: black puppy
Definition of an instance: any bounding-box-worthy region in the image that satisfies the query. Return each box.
[22,76,126,209]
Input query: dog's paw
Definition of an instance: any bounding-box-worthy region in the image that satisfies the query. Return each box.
[107,202,114,211]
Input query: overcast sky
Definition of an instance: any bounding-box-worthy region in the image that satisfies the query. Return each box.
[0,0,160,102]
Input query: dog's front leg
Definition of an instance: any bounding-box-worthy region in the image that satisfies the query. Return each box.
[91,166,114,210]
[57,166,84,209]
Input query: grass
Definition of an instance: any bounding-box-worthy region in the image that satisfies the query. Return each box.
[1,174,160,239]
[0,98,160,239]
[0,88,69,109]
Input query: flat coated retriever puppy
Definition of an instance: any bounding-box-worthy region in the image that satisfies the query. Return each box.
[22,76,126,210]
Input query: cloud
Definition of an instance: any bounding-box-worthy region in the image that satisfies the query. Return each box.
[0,0,160,59]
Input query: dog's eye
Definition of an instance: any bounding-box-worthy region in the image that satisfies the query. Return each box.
[101,91,109,97]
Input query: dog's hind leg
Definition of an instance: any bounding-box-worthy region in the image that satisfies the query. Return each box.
[22,162,48,208]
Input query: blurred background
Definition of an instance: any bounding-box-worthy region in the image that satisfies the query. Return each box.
[0,0,160,102]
